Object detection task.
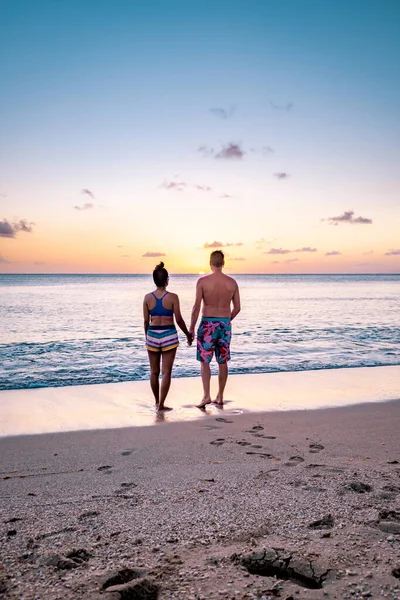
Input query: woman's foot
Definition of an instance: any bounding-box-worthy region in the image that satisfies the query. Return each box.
[158,405,173,412]
[196,396,212,409]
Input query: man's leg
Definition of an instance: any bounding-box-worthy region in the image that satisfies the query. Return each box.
[214,362,228,405]
[196,361,212,408]
[159,348,177,411]
[213,322,231,405]
[147,350,161,405]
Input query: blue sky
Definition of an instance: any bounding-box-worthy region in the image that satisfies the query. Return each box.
[1,0,399,273]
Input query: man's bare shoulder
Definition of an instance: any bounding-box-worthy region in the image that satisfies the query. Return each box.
[222,273,239,286]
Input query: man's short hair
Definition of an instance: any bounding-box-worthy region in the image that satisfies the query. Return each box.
[210,250,224,268]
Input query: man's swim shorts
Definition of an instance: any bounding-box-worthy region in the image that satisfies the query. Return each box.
[196,317,231,364]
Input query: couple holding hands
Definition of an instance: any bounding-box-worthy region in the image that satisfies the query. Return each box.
[143,250,241,411]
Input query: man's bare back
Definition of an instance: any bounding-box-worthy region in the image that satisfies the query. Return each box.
[199,271,239,319]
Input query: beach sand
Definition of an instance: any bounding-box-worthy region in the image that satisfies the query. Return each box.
[1,383,400,599]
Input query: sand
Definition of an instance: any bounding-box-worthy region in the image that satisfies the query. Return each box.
[1,365,400,436]
[1,390,400,599]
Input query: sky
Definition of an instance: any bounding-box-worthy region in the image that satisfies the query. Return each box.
[0,0,399,274]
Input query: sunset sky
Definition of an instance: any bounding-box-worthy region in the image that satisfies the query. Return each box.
[1,0,399,274]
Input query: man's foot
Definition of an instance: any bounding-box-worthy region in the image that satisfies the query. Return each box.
[157,405,173,412]
[212,395,224,406]
[195,397,212,409]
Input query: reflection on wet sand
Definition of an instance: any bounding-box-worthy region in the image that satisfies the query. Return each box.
[0,365,399,437]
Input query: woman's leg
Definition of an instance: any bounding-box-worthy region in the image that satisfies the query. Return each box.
[147,350,161,405]
[159,348,177,410]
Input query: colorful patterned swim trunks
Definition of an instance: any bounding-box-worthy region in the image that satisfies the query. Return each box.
[146,326,179,352]
[196,317,232,364]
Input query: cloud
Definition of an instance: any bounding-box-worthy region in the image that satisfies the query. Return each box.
[117,245,124,248]
[272,260,280,264]
[203,241,243,248]
[215,143,245,160]
[285,258,299,263]
[194,184,212,192]
[269,101,293,111]
[352,216,373,224]
[82,188,95,199]
[385,249,400,256]
[325,251,342,256]
[363,250,374,255]
[160,180,187,191]
[0,220,15,237]
[198,145,215,157]
[256,237,274,249]
[204,241,223,248]
[33,261,46,265]
[0,218,34,238]
[0,254,10,263]
[274,172,290,180]
[74,202,94,211]
[231,257,246,261]
[324,210,372,225]
[219,193,233,199]
[122,255,131,258]
[295,247,317,253]
[142,252,166,258]
[265,248,291,255]
[262,146,275,155]
[209,106,236,119]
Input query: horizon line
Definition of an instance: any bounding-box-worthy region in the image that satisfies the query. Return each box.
[1,272,400,277]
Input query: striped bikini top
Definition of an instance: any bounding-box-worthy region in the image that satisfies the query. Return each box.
[149,292,173,317]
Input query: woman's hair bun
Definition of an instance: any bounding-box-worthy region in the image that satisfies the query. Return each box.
[155,261,165,270]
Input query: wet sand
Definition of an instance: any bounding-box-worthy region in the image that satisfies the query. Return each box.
[1,365,400,436]
[1,392,400,599]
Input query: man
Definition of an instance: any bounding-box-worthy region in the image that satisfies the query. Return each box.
[189,250,241,408]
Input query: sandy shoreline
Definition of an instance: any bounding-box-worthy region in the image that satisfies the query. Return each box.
[1,398,400,599]
[1,365,400,437]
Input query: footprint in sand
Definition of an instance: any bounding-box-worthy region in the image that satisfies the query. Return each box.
[121,451,132,456]
[215,417,233,423]
[97,465,112,471]
[284,456,305,467]
[309,443,324,453]
[78,510,100,521]
[236,441,252,446]
[210,439,226,446]
[246,452,273,458]
[120,482,138,489]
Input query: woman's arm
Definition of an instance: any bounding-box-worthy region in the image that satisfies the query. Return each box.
[143,297,150,335]
[172,294,193,345]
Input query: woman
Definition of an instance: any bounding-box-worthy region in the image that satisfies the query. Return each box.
[143,262,192,411]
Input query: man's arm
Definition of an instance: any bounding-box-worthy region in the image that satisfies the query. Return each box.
[231,283,241,321]
[190,278,203,334]
[143,297,150,335]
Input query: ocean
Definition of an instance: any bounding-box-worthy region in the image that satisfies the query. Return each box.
[1,274,399,391]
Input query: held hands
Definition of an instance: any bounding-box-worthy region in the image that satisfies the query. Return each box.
[186,331,194,346]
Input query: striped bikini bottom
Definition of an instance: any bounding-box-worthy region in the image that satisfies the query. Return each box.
[146,325,179,353]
